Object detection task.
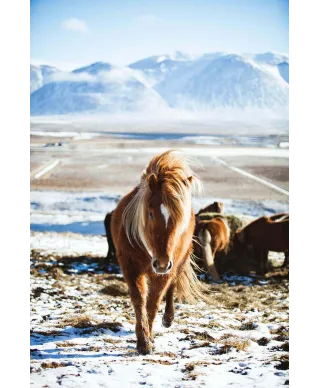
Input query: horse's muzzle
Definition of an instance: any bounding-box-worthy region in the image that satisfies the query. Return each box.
[152,258,173,274]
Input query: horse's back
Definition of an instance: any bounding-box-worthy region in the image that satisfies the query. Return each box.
[267,218,289,251]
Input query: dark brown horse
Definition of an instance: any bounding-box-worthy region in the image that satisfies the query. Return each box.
[111,150,206,354]
[235,213,289,274]
[104,211,116,264]
[196,201,224,216]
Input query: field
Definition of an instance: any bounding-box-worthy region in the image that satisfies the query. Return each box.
[30,122,289,387]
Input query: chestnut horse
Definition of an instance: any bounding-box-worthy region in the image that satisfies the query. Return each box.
[111,150,206,354]
[235,213,289,274]
[194,216,230,281]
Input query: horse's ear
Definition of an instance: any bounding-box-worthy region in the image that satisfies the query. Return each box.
[148,173,159,193]
[184,176,193,186]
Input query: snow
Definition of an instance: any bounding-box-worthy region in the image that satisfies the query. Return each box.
[30,131,102,140]
[30,232,108,257]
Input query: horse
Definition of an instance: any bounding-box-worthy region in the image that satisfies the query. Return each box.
[194,216,230,281]
[104,211,117,264]
[235,214,289,274]
[196,201,224,216]
[110,150,206,355]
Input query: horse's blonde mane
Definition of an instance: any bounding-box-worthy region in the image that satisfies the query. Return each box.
[122,150,203,249]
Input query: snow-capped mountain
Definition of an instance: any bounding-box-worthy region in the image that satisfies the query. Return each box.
[72,62,114,75]
[129,51,194,86]
[30,64,61,93]
[30,51,289,117]
[253,52,289,65]
[155,52,289,113]
[30,66,169,116]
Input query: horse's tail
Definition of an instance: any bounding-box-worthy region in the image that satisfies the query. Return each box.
[176,256,210,304]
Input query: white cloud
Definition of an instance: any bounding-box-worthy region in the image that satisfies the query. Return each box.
[61,18,89,33]
[136,14,163,23]
[49,72,97,83]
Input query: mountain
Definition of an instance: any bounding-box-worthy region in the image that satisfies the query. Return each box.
[155,52,289,113]
[253,52,289,65]
[30,51,289,117]
[253,52,289,84]
[30,67,169,116]
[129,51,194,86]
[30,64,60,93]
[72,62,114,75]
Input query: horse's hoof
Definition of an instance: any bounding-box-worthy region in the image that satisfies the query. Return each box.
[162,315,173,328]
[137,341,153,355]
[137,346,153,355]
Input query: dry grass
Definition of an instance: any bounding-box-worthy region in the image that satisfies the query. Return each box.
[56,342,78,348]
[239,321,258,331]
[181,361,214,381]
[257,337,270,346]
[142,359,173,365]
[273,354,289,370]
[270,326,289,336]
[221,338,251,352]
[59,314,123,332]
[181,362,196,373]
[189,341,211,350]
[100,281,128,297]
[155,351,177,358]
[31,329,65,337]
[186,331,216,342]
[103,337,122,344]
[41,362,68,369]
[271,342,289,352]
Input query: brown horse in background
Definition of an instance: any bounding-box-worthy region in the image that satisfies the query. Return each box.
[196,201,224,216]
[111,150,206,354]
[104,211,116,263]
[235,213,289,274]
[194,217,230,281]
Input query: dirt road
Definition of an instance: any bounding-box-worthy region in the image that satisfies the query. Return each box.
[31,133,288,202]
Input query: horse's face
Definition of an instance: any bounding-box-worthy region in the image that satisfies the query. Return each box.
[144,173,192,275]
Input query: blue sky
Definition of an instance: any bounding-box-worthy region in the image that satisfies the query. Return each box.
[31,0,289,70]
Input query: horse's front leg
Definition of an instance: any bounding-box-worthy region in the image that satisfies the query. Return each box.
[283,250,289,267]
[126,272,152,355]
[263,250,269,273]
[162,282,175,328]
[147,276,171,340]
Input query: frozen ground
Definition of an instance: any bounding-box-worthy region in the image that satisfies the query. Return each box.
[30,232,289,387]
[30,191,289,234]
[30,134,289,386]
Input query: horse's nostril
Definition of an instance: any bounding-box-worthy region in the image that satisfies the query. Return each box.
[167,260,173,271]
[153,260,159,269]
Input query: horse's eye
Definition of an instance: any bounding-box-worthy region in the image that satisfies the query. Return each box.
[149,212,154,220]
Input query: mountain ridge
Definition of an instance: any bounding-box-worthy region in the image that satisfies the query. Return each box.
[30,51,289,117]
